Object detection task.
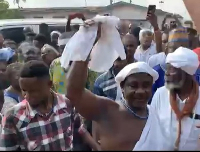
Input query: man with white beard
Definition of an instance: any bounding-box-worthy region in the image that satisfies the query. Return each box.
[151,47,200,150]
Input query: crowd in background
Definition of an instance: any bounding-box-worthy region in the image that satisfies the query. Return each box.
[0,8,199,151]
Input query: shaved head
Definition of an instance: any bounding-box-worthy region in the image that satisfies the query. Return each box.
[122,34,137,44]
[122,34,137,63]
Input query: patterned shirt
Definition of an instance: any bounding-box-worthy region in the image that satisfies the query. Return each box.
[0,93,73,151]
[93,69,117,100]
[49,58,98,94]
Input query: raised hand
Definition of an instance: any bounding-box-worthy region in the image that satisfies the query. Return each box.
[147,12,159,30]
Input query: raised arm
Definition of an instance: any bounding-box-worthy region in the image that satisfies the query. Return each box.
[66,61,116,121]
[147,12,162,53]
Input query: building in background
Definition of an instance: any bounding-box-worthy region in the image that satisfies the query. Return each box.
[19,1,183,28]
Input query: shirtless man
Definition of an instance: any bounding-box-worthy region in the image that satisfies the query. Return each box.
[66,60,158,150]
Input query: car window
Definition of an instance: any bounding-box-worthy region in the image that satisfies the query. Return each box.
[1,27,25,44]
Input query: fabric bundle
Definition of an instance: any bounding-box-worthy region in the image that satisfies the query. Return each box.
[60,15,126,73]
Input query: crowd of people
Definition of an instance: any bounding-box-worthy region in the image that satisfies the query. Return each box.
[0,7,199,151]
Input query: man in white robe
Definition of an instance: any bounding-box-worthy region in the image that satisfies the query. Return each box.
[151,47,200,150]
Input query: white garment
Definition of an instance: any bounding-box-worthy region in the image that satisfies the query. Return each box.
[148,52,166,68]
[115,62,159,85]
[134,42,157,63]
[133,106,171,150]
[166,47,199,75]
[151,86,200,150]
[60,15,126,73]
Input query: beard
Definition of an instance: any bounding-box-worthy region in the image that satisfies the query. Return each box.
[165,79,184,90]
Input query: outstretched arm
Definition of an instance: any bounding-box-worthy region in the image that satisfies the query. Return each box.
[66,61,116,121]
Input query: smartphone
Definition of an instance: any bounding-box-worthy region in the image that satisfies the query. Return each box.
[147,5,156,15]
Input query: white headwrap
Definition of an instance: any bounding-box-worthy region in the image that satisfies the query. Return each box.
[166,47,199,75]
[115,62,159,85]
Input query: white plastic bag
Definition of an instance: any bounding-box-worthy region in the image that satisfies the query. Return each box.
[60,25,98,69]
[60,15,126,73]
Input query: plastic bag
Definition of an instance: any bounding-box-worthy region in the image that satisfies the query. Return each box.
[60,15,126,73]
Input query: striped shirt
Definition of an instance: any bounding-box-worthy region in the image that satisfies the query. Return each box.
[93,69,117,100]
[0,93,73,151]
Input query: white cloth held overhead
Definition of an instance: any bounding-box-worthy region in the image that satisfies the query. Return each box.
[115,62,159,85]
[166,47,199,75]
[60,15,126,73]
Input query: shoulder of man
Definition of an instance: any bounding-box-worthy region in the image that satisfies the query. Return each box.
[3,100,27,118]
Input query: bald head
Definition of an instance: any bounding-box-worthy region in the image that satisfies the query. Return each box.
[118,20,130,36]
[122,34,137,62]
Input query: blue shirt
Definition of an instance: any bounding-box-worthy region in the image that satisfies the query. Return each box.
[93,69,117,100]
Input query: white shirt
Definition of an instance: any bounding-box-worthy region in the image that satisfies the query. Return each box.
[148,52,166,68]
[134,42,157,63]
[151,86,200,150]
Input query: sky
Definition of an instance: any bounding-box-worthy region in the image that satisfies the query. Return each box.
[7,0,191,20]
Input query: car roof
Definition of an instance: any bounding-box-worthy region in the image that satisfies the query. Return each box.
[0,18,84,27]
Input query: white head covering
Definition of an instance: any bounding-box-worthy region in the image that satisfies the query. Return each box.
[166,47,199,75]
[115,62,159,85]
[50,31,61,37]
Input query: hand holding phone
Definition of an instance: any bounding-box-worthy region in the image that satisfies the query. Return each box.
[147,5,156,16]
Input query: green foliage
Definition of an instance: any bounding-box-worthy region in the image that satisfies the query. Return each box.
[0,0,24,19]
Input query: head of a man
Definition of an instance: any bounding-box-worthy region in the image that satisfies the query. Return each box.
[3,39,17,51]
[50,31,61,44]
[41,44,59,66]
[26,32,36,42]
[165,47,199,90]
[7,62,23,91]
[21,45,41,62]
[117,21,130,37]
[139,29,153,50]
[33,34,47,50]
[23,27,33,36]
[166,27,189,55]
[19,60,52,108]
[129,26,141,46]
[122,34,137,61]
[116,62,158,109]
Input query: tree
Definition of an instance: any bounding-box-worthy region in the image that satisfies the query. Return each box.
[13,0,26,8]
[0,0,24,19]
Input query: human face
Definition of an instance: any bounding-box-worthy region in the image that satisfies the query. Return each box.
[42,51,58,66]
[165,64,186,90]
[33,40,43,50]
[121,73,153,109]
[19,77,52,108]
[22,47,41,62]
[167,41,189,54]
[0,62,9,90]
[113,59,127,76]
[140,35,153,49]
[122,35,137,58]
